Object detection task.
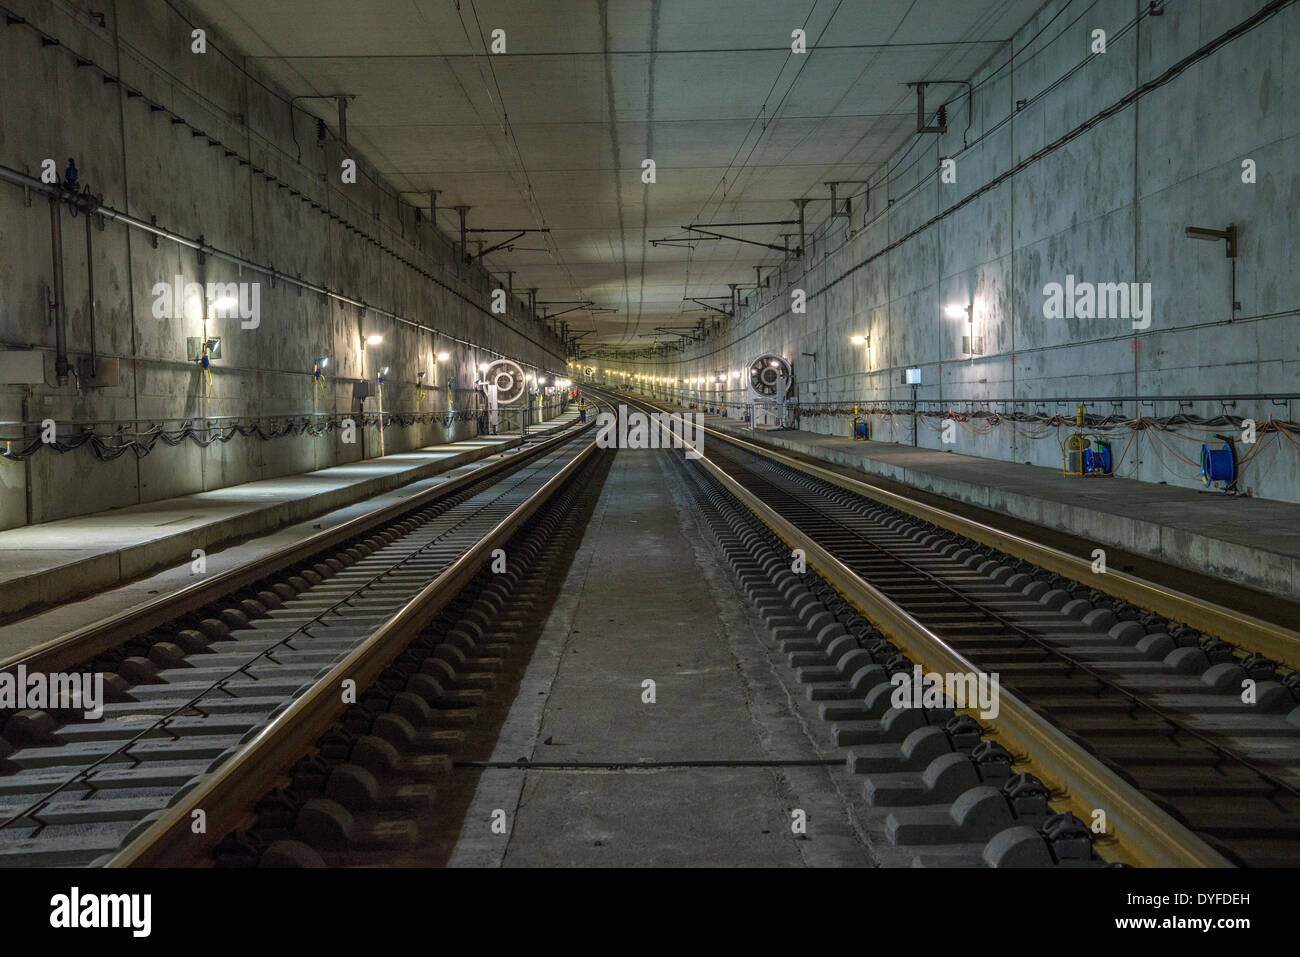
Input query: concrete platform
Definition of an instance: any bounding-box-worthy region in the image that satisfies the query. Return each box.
[0,412,580,622]
[447,448,873,867]
[690,413,1300,607]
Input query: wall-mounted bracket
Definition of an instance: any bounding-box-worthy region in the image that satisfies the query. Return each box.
[1185,224,1237,258]
[455,205,550,262]
[908,82,947,133]
[336,95,350,146]
[825,180,870,220]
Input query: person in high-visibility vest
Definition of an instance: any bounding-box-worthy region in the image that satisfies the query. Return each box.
[576,397,589,423]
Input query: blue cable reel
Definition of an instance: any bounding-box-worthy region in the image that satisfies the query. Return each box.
[1200,441,1236,487]
[1083,443,1111,476]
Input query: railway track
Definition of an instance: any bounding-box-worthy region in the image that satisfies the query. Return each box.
[0,409,603,867]
[7,382,1294,869]
[605,390,1300,867]
[205,447,615,867]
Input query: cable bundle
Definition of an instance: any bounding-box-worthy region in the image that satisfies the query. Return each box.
[0,410,484,463]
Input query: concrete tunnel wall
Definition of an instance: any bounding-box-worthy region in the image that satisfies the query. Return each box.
[620,0,1300,504]
[0,0,567,530]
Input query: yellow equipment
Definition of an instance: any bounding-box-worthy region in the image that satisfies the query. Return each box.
[1063,433,1088,475]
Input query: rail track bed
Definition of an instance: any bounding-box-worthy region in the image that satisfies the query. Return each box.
[704,430,1300,866]
[208,448,614,867]
[0,422,598,868]
[6,383,1297,868]
[600,391,1300,867]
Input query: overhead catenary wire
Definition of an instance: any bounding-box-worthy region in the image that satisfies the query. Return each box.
[452,0,591,320]
[640,0,1293,366]
[0,1,566,367]
[690,0,1092,325]
[598,0,1097,353]
[732,0,1137,332]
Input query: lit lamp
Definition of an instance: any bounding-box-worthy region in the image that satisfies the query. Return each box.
[945,302,982,355]
[311,356,329,414]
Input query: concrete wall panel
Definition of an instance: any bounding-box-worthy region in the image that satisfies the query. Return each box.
[0,0,566,529]
[636,0,1299,504]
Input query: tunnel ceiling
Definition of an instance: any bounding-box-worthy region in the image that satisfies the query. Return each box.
[187,0,1044,352]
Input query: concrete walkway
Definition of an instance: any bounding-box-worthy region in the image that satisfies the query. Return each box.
[448,448,873,867]
[0,412,579,621]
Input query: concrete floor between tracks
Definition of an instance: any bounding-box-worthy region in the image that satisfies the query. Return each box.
[673,412,1300,608]
[0,411,580,657]
[446,447,875,867]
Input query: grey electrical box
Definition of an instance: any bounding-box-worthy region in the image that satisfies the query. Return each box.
[352,381,372,400]
[962,336,984,356]
[902,367,922,385]
[78,356,121,387]
[0,350,44,385]
[186,337,222,361]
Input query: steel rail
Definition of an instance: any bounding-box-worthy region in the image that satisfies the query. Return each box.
[597,389,1235,868]
[1,419,584,677]
[614,393,1300,670]
[106,424,601,867]
[686,431,1232,868]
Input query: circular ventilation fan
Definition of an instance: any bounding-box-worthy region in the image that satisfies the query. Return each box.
[481,358,526,404]
[582,365,595,380]
[746,354,793,401]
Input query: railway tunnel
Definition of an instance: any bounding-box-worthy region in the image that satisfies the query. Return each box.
[0,0,1294,932]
